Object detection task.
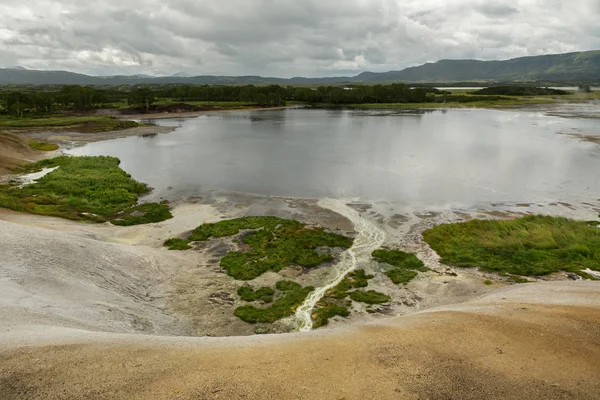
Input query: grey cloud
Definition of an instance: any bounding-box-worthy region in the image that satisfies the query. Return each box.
[0,0,598,76]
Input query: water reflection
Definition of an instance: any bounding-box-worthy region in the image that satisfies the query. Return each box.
[68,107,600,207]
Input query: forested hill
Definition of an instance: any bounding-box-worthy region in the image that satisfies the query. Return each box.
[356,51,600,83]
[1,50,599,86]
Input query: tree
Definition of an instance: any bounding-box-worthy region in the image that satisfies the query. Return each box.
[127,88,155,112]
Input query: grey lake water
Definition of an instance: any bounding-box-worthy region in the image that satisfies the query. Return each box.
[68,107,600,209]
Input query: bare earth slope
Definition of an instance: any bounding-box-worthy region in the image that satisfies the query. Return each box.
[0,208,599,399]
[0,133,47,175]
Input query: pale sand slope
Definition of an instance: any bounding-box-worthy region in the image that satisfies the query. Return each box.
[0,282,598,400]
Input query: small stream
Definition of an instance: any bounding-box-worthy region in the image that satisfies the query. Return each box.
[295,198,386,331]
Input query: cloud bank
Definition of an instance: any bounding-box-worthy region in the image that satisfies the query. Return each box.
[1,0,599,76]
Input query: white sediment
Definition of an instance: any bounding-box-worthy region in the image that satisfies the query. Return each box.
[295,198,385,332]
[17,166,59,188]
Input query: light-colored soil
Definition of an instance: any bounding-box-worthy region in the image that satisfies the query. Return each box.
[0,133,53,175]
[0,282,598,400]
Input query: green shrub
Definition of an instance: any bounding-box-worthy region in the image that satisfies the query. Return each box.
[423,215,600,277]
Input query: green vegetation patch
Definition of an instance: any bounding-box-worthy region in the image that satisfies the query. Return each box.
[372,249,430,284]
[349,290,391,305]
[28,140,58,151]
[312,299,350,329]
[313,269,391,328]
[110,202,173,226]
[327,269,374,299]
[423,215,600,277]
[0,156,172,225]
[237,286,275,303]
[163,238,192,251]
[164,216,353,280]
[234,280,314,323]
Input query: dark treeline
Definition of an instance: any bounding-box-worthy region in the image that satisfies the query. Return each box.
[0,86,124,116]
[471,86,568,96]
[0,83,518,117]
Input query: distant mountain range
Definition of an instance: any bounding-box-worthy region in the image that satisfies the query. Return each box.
[1,50,599,86]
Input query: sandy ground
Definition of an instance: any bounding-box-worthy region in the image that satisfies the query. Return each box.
[0,281,598,400]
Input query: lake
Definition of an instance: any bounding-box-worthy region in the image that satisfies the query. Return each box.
[68,107,600,209]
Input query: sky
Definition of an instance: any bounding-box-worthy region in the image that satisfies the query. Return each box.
[1,0,599,77]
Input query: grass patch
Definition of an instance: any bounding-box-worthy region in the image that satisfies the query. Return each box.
[423,215,600,277]
[484,279,493,286]
[164,238,192,250]
[372,249,430,284]
[164,216,353,280]
[312,299,350,329]
[110,202,173,226]
[234,280,314,323]
[0,156,172,225]
[237,286,275,303]
[28,140,58,151]
[348,290,391,305]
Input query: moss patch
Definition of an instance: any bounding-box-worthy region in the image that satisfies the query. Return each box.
[28,140,58,151]
[164,216,353,280]
[372,249,430,284]
[348,290,391,304]
[237,286,275,303]
[111,202,173,226]
[312,269,390,328]
[234,280,314,323]
[312,299,351,329]
[423,215,600,278]
[164,238,192,251]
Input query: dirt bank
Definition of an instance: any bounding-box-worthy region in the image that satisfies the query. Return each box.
[0,133,54,175]
[24,125,175,144]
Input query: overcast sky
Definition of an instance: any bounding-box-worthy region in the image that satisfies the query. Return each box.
[1,0,599,77]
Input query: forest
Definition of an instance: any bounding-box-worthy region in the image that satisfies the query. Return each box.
[0,84,451,116]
